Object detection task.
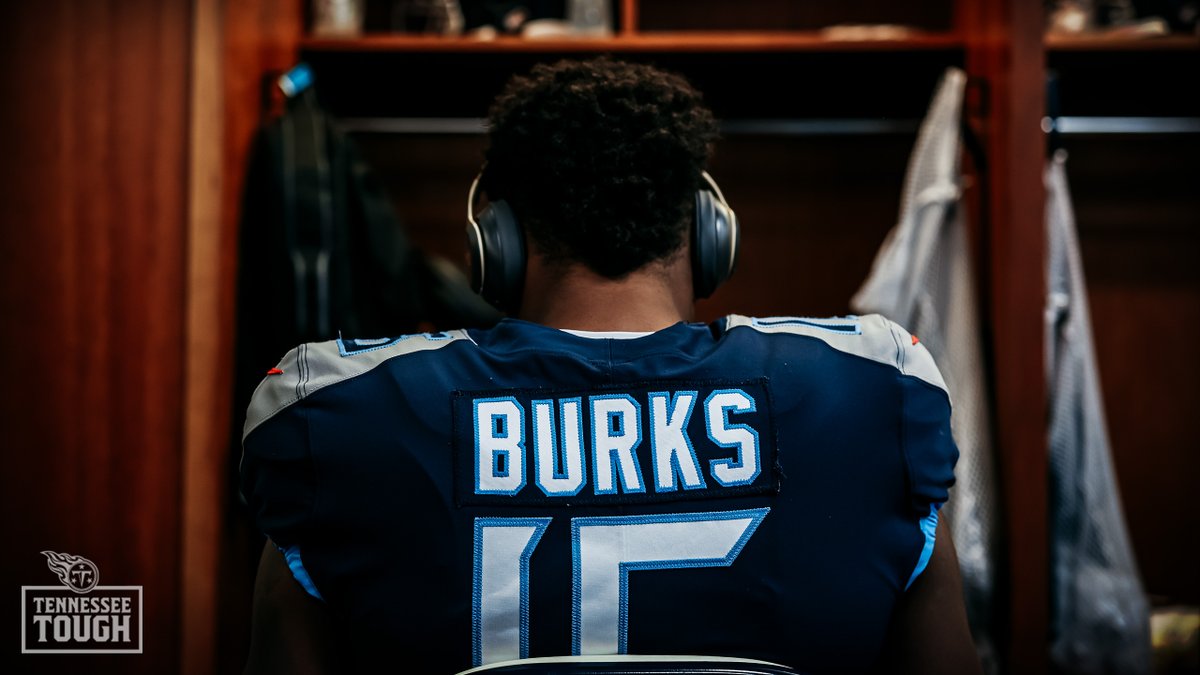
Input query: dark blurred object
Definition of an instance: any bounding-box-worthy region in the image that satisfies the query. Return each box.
[458,0,566,32]
[366,0,564,33]
[362,0,468,32]
[1135,0,1200,31]
[236,85,422,358]
[391,0,465,33]
[1097,0,1138,26]
[1046,0,1199,32]
[232,69,500,499]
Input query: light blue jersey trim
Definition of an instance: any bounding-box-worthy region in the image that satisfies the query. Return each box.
[277,544,324,601]
[905,505,940,590]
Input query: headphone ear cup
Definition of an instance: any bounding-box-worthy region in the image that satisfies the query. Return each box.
[469,200,526,311]
[692,189,739,299]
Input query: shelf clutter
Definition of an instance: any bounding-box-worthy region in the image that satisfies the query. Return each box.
[300,0,1199,56]
[301,30,1198,54]
[301,30,967,53]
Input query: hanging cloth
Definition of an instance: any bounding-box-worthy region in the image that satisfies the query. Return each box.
[231,84,499,505]
[851,67,999,671]
[1045,150,1150,674]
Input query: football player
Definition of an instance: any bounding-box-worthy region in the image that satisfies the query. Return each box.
[241,57,980,674]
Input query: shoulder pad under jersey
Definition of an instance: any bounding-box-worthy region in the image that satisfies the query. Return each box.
[242,330,475,440]
[725,314,948,395]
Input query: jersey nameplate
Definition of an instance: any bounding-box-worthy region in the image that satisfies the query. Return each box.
[452,379,778,507]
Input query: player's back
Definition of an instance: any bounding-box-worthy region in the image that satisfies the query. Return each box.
[241,314,957,673]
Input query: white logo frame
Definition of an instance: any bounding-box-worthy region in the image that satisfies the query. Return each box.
[20,585,144,654]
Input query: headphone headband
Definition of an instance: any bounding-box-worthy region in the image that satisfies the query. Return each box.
[466,171,487,287]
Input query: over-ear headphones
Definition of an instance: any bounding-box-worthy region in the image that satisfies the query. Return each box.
[466,170,738,311]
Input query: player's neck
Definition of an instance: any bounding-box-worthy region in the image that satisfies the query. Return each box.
[518,253,694,333]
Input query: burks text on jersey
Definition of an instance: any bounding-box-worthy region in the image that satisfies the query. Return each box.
[452,380,778,507]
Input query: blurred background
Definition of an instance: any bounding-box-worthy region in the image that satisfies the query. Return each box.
[0,1,1196,673]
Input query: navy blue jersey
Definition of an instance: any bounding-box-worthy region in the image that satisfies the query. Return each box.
[241,315,957,673]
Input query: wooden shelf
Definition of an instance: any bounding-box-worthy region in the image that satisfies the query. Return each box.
[301,31,965,54]
[1046,33,1200,51]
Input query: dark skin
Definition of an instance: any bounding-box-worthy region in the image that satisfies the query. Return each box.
[245,241,983,674]
[877,517,981,674]
[516,241,696,332]
[246,543,337,675]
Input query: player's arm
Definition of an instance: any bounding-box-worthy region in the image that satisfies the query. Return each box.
[244,541,338,675]
[869,318,979,673]
[876,517,982,675]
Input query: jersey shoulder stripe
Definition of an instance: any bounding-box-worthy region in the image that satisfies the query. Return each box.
[725,314,948,395]
[242,331,474,440]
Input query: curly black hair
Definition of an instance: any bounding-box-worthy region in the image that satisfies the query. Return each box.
[483,58,719,279]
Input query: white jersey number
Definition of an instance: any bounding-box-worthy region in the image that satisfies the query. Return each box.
[472,508,769,666]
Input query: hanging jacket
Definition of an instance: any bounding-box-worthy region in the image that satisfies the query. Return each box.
[231,85,500,500]
[1045,151,1150,675]
[850,67,999,672]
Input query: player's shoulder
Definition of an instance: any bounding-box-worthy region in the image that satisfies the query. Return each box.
[243,330,475,440]
[723,313,947,393]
